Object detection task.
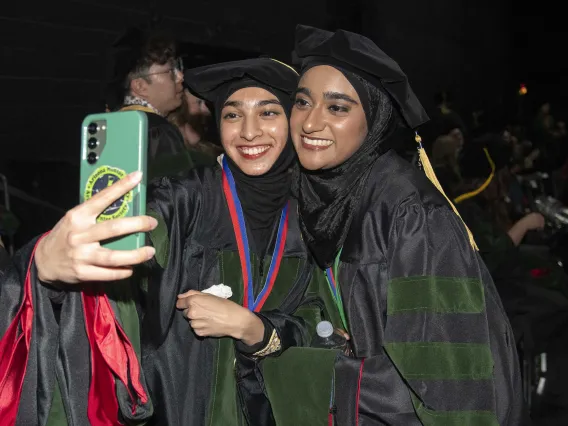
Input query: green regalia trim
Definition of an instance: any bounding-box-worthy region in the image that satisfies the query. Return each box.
[384,342,493,380]
[388,276,485,315]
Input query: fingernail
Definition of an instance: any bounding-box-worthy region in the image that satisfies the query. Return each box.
[149,217,158,228]
[146,247,156,259]
[130,171,142,181]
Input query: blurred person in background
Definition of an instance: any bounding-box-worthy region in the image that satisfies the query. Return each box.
[168,87,222,167]
[455,140,568,425]
[106,24,198,179]
[532,102,566,172]
[431,113,467,195]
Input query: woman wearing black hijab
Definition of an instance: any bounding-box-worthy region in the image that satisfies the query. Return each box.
[280,25,525,425]
[0,58,323,426]
[154,58,319,426]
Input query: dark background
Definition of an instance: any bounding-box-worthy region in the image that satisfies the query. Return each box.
[1,0,566,245]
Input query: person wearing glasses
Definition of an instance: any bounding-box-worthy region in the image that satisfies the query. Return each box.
[105,25,197,180]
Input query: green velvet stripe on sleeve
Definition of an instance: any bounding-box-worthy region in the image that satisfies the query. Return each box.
[388,276,484,315]
[410,394,499,426]
[384,342,493,380]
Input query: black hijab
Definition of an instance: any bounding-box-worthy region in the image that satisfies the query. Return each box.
[291,26,429,268]
[185,58,298,255]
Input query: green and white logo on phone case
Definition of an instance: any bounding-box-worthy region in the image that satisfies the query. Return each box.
[84,166,132,222]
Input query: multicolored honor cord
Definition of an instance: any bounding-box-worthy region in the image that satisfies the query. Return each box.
[222,156,289,312]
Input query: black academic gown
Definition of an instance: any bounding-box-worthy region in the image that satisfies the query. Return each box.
[120,107,196,180]
[0,244,10,273]
[142,165,320,426]
[324,151,525,425]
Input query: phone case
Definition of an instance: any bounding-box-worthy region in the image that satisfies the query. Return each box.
[79,111,148,251]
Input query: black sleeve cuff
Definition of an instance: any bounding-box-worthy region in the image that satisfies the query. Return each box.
[235,313,275,355]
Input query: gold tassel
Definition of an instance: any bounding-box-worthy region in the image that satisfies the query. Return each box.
[415,133,478,251]
[453,148,495,204]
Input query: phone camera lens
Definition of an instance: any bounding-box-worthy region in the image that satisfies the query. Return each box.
[88,137,98,149]
[87,122,98,135]
[87,152,98,164]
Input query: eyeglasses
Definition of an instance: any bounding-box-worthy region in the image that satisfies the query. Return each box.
[138,57,184,80]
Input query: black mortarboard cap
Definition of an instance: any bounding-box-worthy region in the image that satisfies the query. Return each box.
[184,58,299,104]
[292,25,429,129]
[184,58,299,125]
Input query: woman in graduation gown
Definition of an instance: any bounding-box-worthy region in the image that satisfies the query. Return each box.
[282,25,526,425]
[144,57,321,426]
[0,58,322,426]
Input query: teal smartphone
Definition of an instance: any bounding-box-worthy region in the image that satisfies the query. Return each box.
[79,110,148,251]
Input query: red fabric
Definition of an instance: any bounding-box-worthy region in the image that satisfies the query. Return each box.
[0,233,48,426]
[530,268,550,278]
[0,234,148,426]
[82,286,148,426]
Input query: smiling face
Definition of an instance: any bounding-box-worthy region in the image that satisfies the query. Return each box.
[219,87,289,176]
[290,65,368,170]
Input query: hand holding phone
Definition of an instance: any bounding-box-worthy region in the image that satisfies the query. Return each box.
[35,171,157,284]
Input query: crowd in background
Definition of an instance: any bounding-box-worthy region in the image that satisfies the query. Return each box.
[426,92,568,425]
